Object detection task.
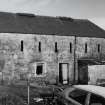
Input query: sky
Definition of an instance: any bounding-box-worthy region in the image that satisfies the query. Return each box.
[0,0,105,29]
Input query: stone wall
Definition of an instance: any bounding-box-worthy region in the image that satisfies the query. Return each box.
[88,65,105,84]
[76,37,105,59]
[0,33,75,85]
[75,37,105,83]
[0,33,105,85]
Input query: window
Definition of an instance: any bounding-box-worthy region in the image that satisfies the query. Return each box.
[21,40,24,52]
[70,42,72,53]
[98,44,101,53]
[33,63,46,76]
[36,64,43,75]
[85,43,87,53]
[39,41,41,52]
[89,93,105,105]
[55,42,58,52]
[69,89,88,104]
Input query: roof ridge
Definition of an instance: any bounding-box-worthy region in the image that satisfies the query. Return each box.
[74,19,89,22]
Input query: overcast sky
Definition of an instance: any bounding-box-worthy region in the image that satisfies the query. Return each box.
[0,0,105,29]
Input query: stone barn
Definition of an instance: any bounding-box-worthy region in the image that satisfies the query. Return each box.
[0,12,105,85]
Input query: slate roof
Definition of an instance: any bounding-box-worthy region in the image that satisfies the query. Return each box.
[0,11,105,38]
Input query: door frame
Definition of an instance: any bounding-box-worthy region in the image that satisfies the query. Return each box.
[58,63,69,84]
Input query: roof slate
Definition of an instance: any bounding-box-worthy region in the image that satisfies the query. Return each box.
[0,12,105,38]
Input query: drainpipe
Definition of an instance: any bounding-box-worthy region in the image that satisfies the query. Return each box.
[73,35,77,84]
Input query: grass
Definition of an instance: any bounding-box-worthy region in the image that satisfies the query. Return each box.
[0,83,55,105]
[0,80,65,105]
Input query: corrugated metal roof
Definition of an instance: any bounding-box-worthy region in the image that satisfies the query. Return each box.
[0,12,105,38]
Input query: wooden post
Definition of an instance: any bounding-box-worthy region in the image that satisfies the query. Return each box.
[2,71,3,85]
[27,79,30,105]
[27,73,31,105]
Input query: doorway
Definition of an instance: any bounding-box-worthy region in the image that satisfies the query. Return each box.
[78,60,88,84]
[59,63,69,84]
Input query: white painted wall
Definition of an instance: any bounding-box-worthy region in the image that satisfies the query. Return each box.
[88,65,105,84]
